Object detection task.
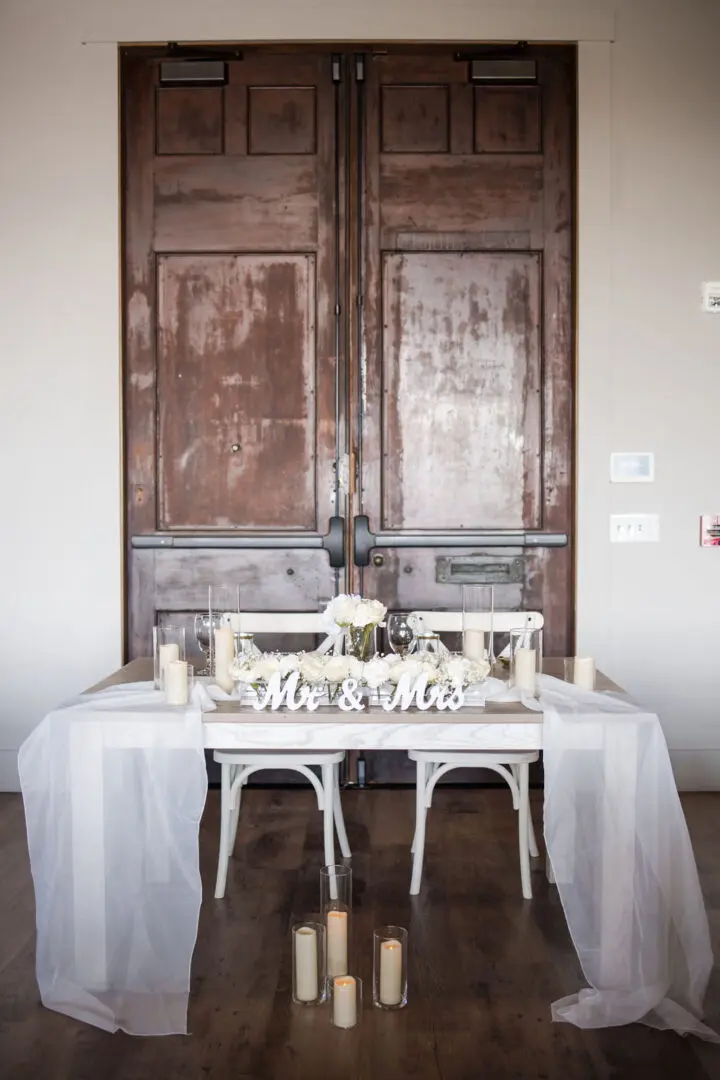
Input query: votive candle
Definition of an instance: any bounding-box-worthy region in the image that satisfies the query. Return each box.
[379,939,403,1006]
[332,976,357,1028]
[326,910,348,977]
[158,643,179,689]
[573,656,596,691]
[165,660,189,705]
[293,926,318,1003]
[514,647,537,693]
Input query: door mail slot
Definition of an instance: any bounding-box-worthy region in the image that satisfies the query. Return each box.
[435,555,524,585]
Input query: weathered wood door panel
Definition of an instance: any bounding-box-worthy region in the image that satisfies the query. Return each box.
[123,52,340,658]
[356,49,574,783]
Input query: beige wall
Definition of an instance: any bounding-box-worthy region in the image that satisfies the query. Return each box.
[1,0,719,789]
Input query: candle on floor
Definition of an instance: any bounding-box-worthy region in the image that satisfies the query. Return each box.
[166,660,189,705]
[573,656,596,691]
[158,643,179,689]
[332,976,357,1028]
[514,647,536,693]
[379,939,403,1006]
[462,629,485,663]
[293,926,319,1003]
[326,910,348,977]
[214,627,235,693]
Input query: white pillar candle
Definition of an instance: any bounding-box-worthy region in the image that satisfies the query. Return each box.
[379,938,403,1006]
[158,643,179,688]
[514,647,537,693]
[332,976,357,1028]
[214,627,235,693]
[573,656,596,691]
[462,629,485,662]
[294,926,319,1002]
[326,910,348,977]
[166,660,189,705]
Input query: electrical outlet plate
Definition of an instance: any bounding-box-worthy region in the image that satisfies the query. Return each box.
[610,514,660,543]
[610,452,654,483]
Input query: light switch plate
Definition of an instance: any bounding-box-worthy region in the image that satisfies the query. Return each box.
[610,452,654,483]
[701,282,720,312]
[610,514,660,543]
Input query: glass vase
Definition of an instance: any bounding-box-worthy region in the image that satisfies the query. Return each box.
[345,624,377,661]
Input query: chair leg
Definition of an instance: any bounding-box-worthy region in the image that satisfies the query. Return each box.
[321,763,336,870]
[528,803,540,859]
[518,763,533,900]
[214,762,232,899]
[228,769,243,856]
[410,760,429,895]
[333,765,351,859]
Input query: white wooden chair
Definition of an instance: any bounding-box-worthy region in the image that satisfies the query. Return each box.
[407,610,544,900]
[213,611,351,899]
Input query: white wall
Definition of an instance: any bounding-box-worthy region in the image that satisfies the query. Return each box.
[0,0,718,789]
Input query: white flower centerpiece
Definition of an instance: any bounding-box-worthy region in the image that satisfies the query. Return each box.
[322,594,387,662]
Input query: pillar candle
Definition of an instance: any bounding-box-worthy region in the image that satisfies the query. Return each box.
[326,910,348,977]
[462,629,485,663]
[294,926,318,1002]
[158,643,179,689]
[379,939,403,1006]
[214,627,235,693]
[514,648,536,693]
[166,660,189,705]
[573,657,596,691]
[332,976,357,1028]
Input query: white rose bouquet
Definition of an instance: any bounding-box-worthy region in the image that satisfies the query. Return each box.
[322,594,387,662]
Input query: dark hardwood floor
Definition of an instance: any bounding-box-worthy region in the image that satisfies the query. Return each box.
[1,788,719,1080]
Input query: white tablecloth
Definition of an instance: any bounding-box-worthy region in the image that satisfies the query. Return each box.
[17,675,718,1040]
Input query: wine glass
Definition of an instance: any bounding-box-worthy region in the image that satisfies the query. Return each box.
[194,612,221,676]
[387,613,416,657]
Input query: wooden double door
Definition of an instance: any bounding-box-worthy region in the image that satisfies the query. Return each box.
[122,45,575,782]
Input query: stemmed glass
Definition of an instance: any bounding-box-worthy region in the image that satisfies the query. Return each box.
[194,612,221,676]
[387,613,416,657]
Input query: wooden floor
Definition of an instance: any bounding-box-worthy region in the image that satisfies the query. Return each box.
[1,788,719,1080]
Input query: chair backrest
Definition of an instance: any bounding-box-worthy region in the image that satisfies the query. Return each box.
[410,610,543,633]
[235,611,326,634]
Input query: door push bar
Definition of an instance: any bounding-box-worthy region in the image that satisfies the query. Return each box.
[132,516,346,569]
[353,514,568,567]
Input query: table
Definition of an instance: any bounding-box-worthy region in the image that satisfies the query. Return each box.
[26,658,714,1041]
[81,659,631,990]
[91,657,617,754]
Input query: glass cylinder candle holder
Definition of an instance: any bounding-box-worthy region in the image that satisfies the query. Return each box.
[509,627,542,694]
[462,584,494,663]
[329,975,362,1029]
[373,925,408,1010]
[564,656,596,691]
[153,625,186,690]
[165,659,194,706]
[415,632,441,655]
[208,585,240,666]
[320,864,352,978]
[292,922,326,1006]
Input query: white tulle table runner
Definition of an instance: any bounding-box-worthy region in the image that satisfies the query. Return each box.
[17,673,718,1040]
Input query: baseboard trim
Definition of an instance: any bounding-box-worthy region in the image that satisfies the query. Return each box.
[0,750,19,792]
[670,750,720,791]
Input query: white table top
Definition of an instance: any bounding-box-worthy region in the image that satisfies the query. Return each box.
[88,657,617,752]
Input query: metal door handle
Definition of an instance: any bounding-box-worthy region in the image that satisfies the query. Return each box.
[132,515,346,568]
[353,514,567,567]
